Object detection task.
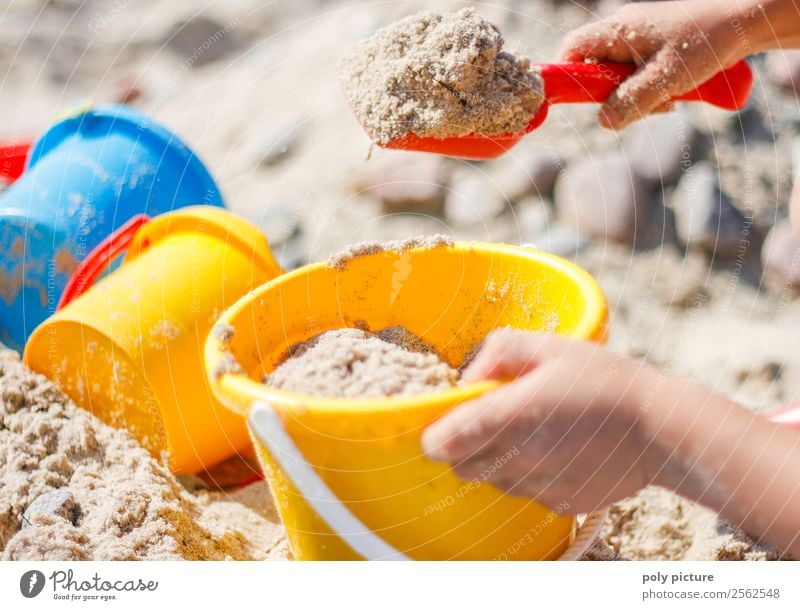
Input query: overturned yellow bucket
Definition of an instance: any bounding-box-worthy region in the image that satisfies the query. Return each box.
[25,206,282,474]
[206,242,608,560]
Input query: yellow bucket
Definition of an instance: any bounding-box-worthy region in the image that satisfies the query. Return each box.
[25,206,282,474]
[206,242,608,560]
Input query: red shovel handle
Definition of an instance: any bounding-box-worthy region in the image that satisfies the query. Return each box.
[57,214,150,310]
[539,59,753,111]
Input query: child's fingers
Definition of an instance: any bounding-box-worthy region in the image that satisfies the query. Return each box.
[650,101,673,115]
[493,471,567,505]
[557,8,659,64]
[421,378,534,462]
[461,328,544,382]
[599,48,678,129]
[556,21,621,62]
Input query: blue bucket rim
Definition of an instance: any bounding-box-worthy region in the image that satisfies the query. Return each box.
[25,103,225,206]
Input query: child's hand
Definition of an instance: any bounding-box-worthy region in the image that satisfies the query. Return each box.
[421,329,663,514]
[422,329,800,554]
[558,0,750,129]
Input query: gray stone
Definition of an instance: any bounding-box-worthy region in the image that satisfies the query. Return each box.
[731,105,774,144]
[554,152,645,244]
[624,113,701,186]
[111,76,142,105]
[177,474,209,494]
[23,489,78,528]
[515,196,552,242]
[354,155,449,215]
[444,167,507,228]
[762,219,800,287]
[164,16,240,67]
[258,200,300,247]
[273,237,307,271]
[634,189,680,250]
[523,225,587,258]
[671,162,749,256]
[253,115,306,167]
[765,50,800,92]
[490,148,564,201]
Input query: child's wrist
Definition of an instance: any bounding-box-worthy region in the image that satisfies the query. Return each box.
[699,0,767,58]
[636,372,755,498]
[630,369,685,487]
[729,0,799,53]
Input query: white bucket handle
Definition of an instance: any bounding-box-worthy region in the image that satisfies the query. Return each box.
[249,402,607,561]
[249,402,410,560]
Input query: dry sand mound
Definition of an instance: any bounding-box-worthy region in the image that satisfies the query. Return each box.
[340,8,544,143]
[0,348,287,561]
[265,326,458,398]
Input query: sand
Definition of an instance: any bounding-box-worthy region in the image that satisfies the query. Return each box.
[328,234,453,269]
[211,322,236,343]
[0,348,285,560]
[597,487,787,561]
[340,8,544,144]
[211,352,244,379]
[265,327,458,398]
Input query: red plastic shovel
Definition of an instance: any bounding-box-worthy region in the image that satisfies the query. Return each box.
[368,60,753,160]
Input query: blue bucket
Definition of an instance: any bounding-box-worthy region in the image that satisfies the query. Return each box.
[0,104,225,351]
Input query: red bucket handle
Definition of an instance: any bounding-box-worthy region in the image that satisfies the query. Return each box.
[0,141,32,183]
[57,214,151,310]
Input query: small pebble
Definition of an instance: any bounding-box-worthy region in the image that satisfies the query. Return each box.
[624,114,701,186]
[273,236,307,271]
[352,154,449,215]
[444,166,506,228]
[732,105,774,144]
[177,474,209,494]
[671,162,749,256]
[490,147,563,201]
[23,489,79,529]
[515,196,552,242]
[765,50,800,93]
[253,115,306,167]
[258,200,301,246]
[554,152,645,244]
[762,219,800,287]
[523,224,586,258]
[112,76,143,105]
[163,16,240,66]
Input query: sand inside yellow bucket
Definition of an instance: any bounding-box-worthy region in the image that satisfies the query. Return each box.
[264,326,459,398]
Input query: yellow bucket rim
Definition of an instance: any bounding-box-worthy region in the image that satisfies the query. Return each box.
[206,242,608,418]
[124,205,283,279]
